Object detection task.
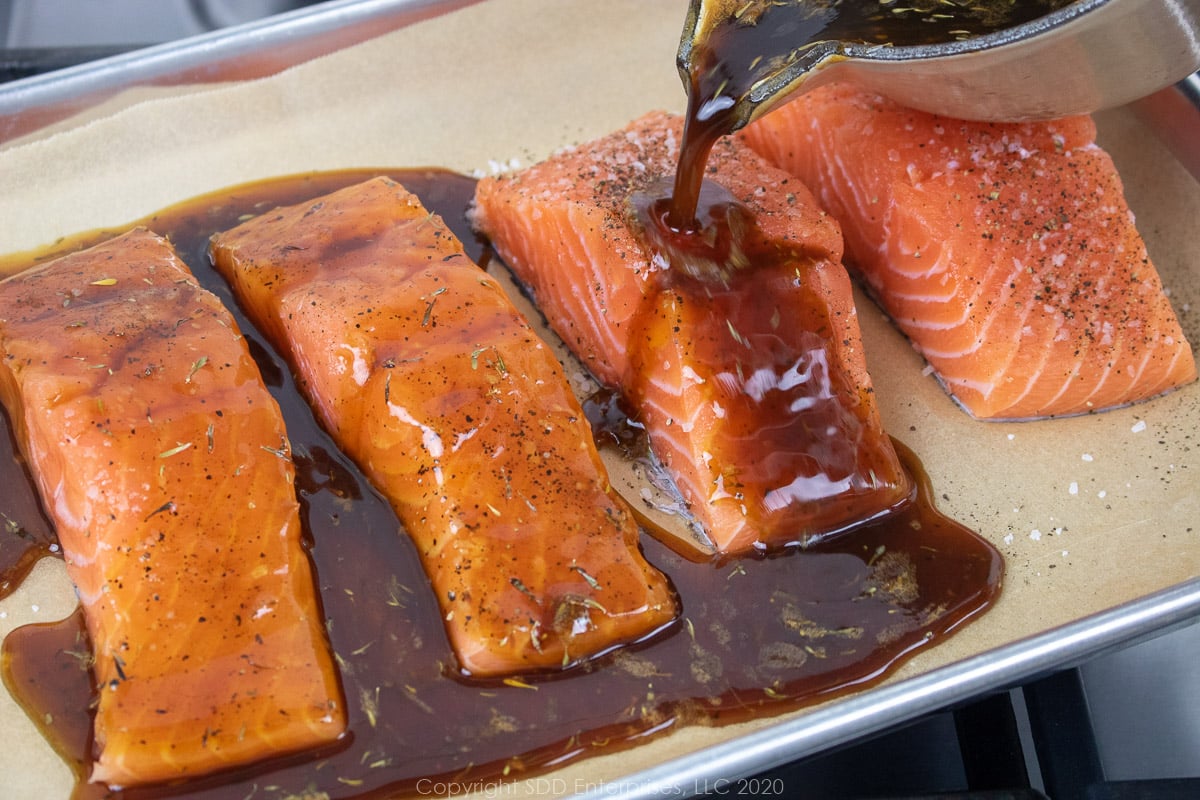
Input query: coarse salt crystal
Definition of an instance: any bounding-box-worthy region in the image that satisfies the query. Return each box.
[1130,420,1147,433]
[1068,481,1078,495]
[1003,533,1014,545]
[1081,453,1094,462]
[1030,529,1042,541]
[1007,433,1016,440]
[30,604,39,613]
[1098,490,1107,499]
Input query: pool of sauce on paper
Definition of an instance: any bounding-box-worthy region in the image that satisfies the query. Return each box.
[0,169,1001,800]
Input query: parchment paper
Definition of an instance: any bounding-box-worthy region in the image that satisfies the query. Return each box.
[0,1,1197,797]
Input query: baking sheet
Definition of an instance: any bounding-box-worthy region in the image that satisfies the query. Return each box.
[0,0,1197,797]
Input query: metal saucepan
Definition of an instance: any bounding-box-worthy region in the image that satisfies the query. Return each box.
[678,0,1200,124]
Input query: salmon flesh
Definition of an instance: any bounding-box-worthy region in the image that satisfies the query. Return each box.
[0,228,346,786]
[473,111,911,554]
[741,83,1197,419]
[209,176,677,677]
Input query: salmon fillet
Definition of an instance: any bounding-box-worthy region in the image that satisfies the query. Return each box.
[0,229,345,786]
[741,83,1197,419]
[473,111,910,554]
[209,176,676,676]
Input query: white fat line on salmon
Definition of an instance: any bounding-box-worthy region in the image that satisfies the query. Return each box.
[339,344,370,386]
[386,400,445,485]
[680,364,706,385]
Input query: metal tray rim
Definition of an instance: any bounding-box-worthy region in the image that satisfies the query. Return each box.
[0,0,483,140]
[585,576,1200,797]
[1,1,1197,794]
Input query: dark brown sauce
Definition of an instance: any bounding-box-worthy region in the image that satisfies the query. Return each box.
[669,0,1078,226]
[634,176,756,284]
[0,169,1001,800]
[629,177,909,549]
[0,419,58,595]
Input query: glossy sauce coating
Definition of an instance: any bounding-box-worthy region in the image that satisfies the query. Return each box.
[630,198,911,548]
[475,112,910,554]
[0,169,1001,800]
[209,176,677,676]
[0,230,346,785]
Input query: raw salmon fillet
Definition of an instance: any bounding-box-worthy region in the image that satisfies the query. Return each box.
[473,111,910,554]
[741,83,1197,419]
[209,176,676,676]
[0,229,345,786]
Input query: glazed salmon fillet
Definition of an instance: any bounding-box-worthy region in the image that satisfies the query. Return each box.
[209,176,676,676]
[741,83,1197,419]
[0,229,345,786]
[473,111,910,555]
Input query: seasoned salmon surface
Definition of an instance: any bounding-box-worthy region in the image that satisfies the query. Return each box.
[473,111,910,555]
[0,228,345,786]
[741,83,1197,419]
[209,176,676,676]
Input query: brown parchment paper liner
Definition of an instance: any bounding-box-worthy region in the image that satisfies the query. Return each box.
[0,1,1196,797]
